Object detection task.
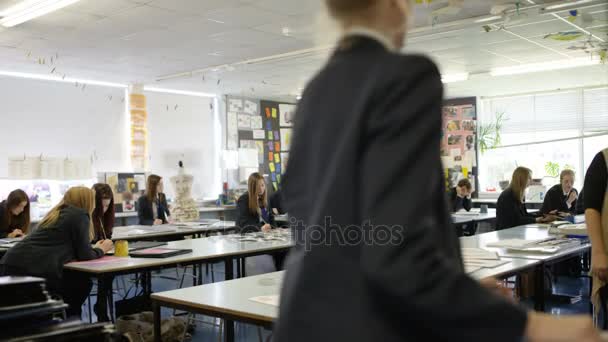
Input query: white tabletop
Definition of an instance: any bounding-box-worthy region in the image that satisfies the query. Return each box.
[451,208,497,224]
[151,256,541,324]
[152,271,283,324]
[65,230,293,274]
[111,221,237,241]
[459,224,590,261]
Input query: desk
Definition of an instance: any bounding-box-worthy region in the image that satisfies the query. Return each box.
[65,230,293,324]
[111,221,237,241]
[151,257,542,342]
[461,224,591,310]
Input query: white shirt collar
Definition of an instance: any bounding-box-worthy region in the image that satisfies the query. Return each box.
[343,26,397,52]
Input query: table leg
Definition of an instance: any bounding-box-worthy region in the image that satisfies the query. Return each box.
[96,276,111,322]
[224,257,235,342]
[197,264,203,285]
[153,301,161,342]
[534,265,545,312]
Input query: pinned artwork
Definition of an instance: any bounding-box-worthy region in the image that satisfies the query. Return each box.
[237,114,252,130]
[244,100,258,115]
[229,98,244,112]
[251,116,263,129]
[279,104,296,127]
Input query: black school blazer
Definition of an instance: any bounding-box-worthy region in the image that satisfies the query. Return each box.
[274,36,526,342]
[136,193,170,226]
[236,192,275,233]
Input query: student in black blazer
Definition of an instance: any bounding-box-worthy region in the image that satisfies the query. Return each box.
[541,169,578,215]
[497,167,558,230]
[0,189,30,238]
[237,173,275,233]
[448,178,473,212]
[137,174,170,226]
[0,187,113,318]
[274,1,597,341]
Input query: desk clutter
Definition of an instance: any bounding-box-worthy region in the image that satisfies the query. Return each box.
[0,276,122,341]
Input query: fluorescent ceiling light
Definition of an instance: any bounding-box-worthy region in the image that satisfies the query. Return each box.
[144,86,216,98]
[0,70,127,88]
[441,73,470,83]
[545,0,595,10]
[490,57,600,76]
[0,0,81,28]
[474,15,503,24]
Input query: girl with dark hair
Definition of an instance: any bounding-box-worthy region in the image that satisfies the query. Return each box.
[0,189,30,238]
[92,183,115,242]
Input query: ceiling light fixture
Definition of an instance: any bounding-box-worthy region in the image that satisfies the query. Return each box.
[0,0,81,28]
[0,69,127,88]
[143,86,216,98]
[544,0,597,11]
[441,73,470,83]
[490,57,600,76]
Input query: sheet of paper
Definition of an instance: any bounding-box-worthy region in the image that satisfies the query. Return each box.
[279,104,295,127]
[238,114,252,130]
[253,130,265,139]
[251,116,263,129]
[244,100,258,115]
[280,128,292,151]
[229,98,243,112]
[461,248,499,260]
[271,108,277,118]
[464,264,482,274]
[486,238,555,248]
[464,259,510,268]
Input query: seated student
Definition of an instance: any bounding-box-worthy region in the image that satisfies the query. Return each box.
[270,188,285,215]
[0,189,30,238]
[92,183,115,242]
[497,167,558,230]
[237,172,275,233]
[448,178,472,212]
[541,169,578,215]
[137,174,170,226]
[0,187,113,318]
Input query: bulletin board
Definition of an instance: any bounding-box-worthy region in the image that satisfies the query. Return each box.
[440,97,478,193]
[227,97,296,191]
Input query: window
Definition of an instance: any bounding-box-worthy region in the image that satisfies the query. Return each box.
[478,87,608,195]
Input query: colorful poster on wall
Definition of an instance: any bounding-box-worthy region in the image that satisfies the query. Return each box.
[440,97,477,193]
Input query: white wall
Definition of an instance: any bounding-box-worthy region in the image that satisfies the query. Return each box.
[0,76,129,177]
[145,91,221,200]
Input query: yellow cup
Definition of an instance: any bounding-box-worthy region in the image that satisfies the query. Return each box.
[114,240,129,257]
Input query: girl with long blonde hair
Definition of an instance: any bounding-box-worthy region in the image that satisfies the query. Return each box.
[0,186,113,318]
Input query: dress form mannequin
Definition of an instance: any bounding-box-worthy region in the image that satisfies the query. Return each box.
[170,161,199,222]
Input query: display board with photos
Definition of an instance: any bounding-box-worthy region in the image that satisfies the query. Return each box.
[99,172,146,213]
[440,97,478,193]
[227,97,295,192]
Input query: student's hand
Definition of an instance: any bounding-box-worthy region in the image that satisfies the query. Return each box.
[537,215,558,223]
[526,312,600,342]
[272,208,279,215]
[94,240,114,254]
[7,229,24,238]
[567,191,578,205]
[261,224,272,233]
[153,219,163,226]
[592,252,608,282]
[479,278,514,302]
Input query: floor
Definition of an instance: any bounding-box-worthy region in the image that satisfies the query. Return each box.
[81,261,594,342]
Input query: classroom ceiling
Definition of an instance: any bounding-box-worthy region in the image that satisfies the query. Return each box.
[0,0,606,98]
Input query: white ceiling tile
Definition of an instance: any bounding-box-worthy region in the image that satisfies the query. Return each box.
[204,5,286,28]
[242,0,323,16]
[146,0,241,15]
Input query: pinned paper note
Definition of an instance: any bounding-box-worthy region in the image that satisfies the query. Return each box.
[237,114,252,129]
[269,163,275,172]
[273,182,278,191]
[276,163,282,174]
[277,174,281,183]
[274,131,279,140]
[274,153,280,163]
[265,108,271,118]
[272,108,277,118]
[253,130,265,139]
[269,152,274,161]
[274,142,280,152]
[450,148,461,157]
[280,129,292,151]
[268,131,274,140]
[271,173,277,181]
[244,100,258,115]
[266,121,272,131]
[251,116,263,130]
[229,99,243,112]
[268,142,274,151]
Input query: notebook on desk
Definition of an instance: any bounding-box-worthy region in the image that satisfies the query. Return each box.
[129,247,192,258]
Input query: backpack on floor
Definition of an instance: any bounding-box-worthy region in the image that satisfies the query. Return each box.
[116,311,187,342]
